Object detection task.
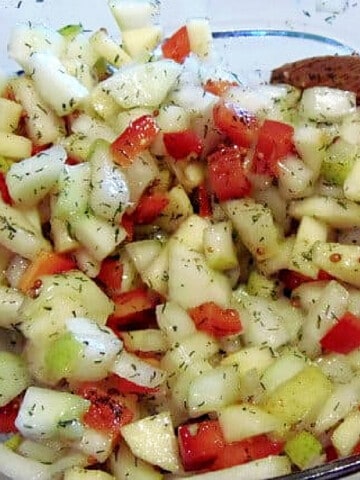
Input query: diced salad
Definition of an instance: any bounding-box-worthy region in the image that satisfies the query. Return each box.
[1,1,360,479]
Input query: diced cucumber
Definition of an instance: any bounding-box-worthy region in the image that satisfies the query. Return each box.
[126,151,159,205]
[172,214,209,252]
[299,280,348,358]
[314,377,360,434]
[186,18,212,60]
[289,196,360,229]
[7,145,66,207]
[121,329,167,354]
[120,412,180,473]
[89,140,130,223]
[278,155,314,199]
[11,76,66,146]
[299,87,356,122]
[141,243,169,295]
[263,366,332,426]
[63,32,99,67]
[19,271,114,341]
[28,53,89,116]
[101,60,182,108]
[313,242,360,288]
[344,157,360,201]
[18,438,61,464]
[0,199,51,260]
[321,138,359,186]
[15,386,90,440]
[110,440,163,480]
[108,0,154,30]
[290,216,328,279]
[126,239,163,275]
[332,409,360,457]
[260,350,307,394]
[122,26,162,61]
[0,443,50,480]
[64,467,115,480]
[116,107,153,135]
[221,345,275,374]
[0,285,24,328]
[0,352,30,407]
[53,163,91,222]
[45,332,83,383]
[90,29,131,68]
[187,365,241,417]
[8,23,65,71]
[246,270,280,299]
[203,221,238,270]
[339,110,360,145]
[0,98,22,133]
[156,300,197,345]
[294,124,328,178]
[0,131,32,160]
[218,403,284,443]
[58,24,83,39]
[111,349,166,389]
[168,239,232,309]
[72,213,127,262]
[285,431,323,470]
[223,198,282,261]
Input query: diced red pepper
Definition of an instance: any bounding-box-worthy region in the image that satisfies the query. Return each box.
[213,101,260,149]
[121,212,135,241]
[326,444,339,462]
[279,269,335,292]
[178,419,284,473]
[107,287,161,331]
[31,143,51,156]
[188,301,243,337]
[197,182,212,217]
[18,251,76,293]
[204,79,238,97]
[163,130,204,160]
[96,257,123,299]
[0,172,13,205]
[320,311,360,354]
[252,119,294,177]
[161,25,191,64]
[178,420,225,471]
[211,435,284,471]
[110,115,159,166]
[352,442,360,455]
[0,396,22,434]
[207,144,251,202]
[75,381,133,439]
[133,191,169,224]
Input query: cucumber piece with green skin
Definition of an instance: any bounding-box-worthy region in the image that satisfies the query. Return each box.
[0,352,30,407]
[15,386,90,440]
[321,138,359,186]
[263,365,332,427]
[45,332,83,383]
[58,24,83,39]
[203,221,238,271]
[89,140,130,224]
[285,431,323,470]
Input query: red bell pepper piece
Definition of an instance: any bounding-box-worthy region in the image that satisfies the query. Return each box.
[0,172,13,205]
[204,79,238,97]
[0,395,22,434]
[252,119,294,177]
[178,420,225,471]
[110,115,159,166]
[161,25,190,64]
[132,190,169,224]
[213,101,260,149]
[207,144,251,202]
[96,257,123,299]
[18,251,76,293]
[163,130,204,160]
[320,311,360,354]
[107,287,161,331]
[75,380,133,439]
[188,301,243,337]
[197,182,212,217]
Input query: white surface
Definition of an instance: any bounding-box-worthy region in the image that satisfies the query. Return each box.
[1,1,360,479]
